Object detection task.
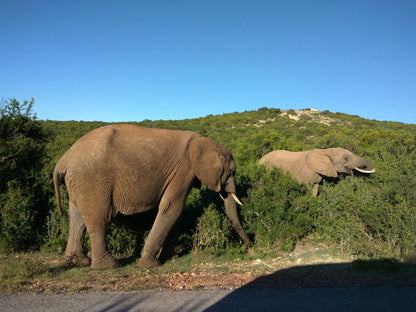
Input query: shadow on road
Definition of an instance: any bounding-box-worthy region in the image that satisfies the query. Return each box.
[204,259,416,312]
[242,258,416,288]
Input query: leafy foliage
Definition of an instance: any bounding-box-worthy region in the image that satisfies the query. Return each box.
[193,204,233,255]
[0,99,50,251]
[314,150,416,258]
[2,101,416,263]
[0,183,37,251]
[239,164,315,252]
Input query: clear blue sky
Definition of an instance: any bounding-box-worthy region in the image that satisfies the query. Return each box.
[1,0,415,124]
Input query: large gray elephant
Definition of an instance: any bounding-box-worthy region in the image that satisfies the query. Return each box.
[259,148,375,196]
[54,124,250,269]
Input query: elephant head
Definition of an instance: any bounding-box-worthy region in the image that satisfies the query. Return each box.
[306,148,376,178]
[259,147,375,197]
[188,137,251,246]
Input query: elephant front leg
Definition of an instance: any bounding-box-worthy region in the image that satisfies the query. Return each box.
[159,216,182,261]
[312,183,320,197]
[139,199,183,268]
[312,176,322,197]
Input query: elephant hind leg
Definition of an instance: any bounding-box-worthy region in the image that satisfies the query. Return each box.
[81,203,118,270]
[87,227,119,270]
[65,201,91,267]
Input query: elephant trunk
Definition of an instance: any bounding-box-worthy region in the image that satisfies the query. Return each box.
[222,192,251,247]
[354,157,376,174]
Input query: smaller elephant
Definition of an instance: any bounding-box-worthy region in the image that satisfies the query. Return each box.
[259,148,375,196]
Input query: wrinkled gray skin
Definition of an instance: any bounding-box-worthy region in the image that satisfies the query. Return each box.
[259,148,375,196]
[54,124,250,270]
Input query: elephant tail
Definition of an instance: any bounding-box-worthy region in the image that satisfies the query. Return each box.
[53,162,65,216]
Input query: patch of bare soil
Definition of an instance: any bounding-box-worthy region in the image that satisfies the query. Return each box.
[281,109,344,126]
[148,242,415,290]
[9,242,416,292]
[21,272,255,292]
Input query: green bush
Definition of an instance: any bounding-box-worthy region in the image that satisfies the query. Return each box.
[0,99,50,252]
[193,204,233,255]
[107,222,139,257]
[240,164,315,252]
[107,211,158,257]
[315,149,416,258]
[44,206,68,253]
[0,184,37,251]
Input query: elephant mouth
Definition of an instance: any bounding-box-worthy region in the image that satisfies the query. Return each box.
[354,167,376,174]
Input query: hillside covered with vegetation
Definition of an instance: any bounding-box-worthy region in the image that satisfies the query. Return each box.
[1,98,416,263]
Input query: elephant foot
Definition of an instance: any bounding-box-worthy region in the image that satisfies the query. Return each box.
[91,253,119,270]
[138,256,160,269]
[65,253,91,268]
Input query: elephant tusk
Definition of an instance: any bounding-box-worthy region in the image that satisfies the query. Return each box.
[354,167,376,174]
[231,193,244,206]
[219,193,225,201]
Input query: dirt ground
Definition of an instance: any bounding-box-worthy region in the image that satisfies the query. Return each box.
[15,241,416,293]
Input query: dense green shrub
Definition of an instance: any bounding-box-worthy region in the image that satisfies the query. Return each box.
[106,219,140,257]
[44,207,68,253]
[315,150,416,258]
[0,184,37,251]
[239,164,315,252]
[0,99,50,252]
[192,204,234,255]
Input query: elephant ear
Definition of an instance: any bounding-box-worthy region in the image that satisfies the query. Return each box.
[306,149,338,178]
[188,137,223,192]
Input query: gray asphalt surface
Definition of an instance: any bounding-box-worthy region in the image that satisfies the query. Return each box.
[1,287,416,312]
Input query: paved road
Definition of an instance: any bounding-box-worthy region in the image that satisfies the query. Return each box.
[1,287,416,312]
